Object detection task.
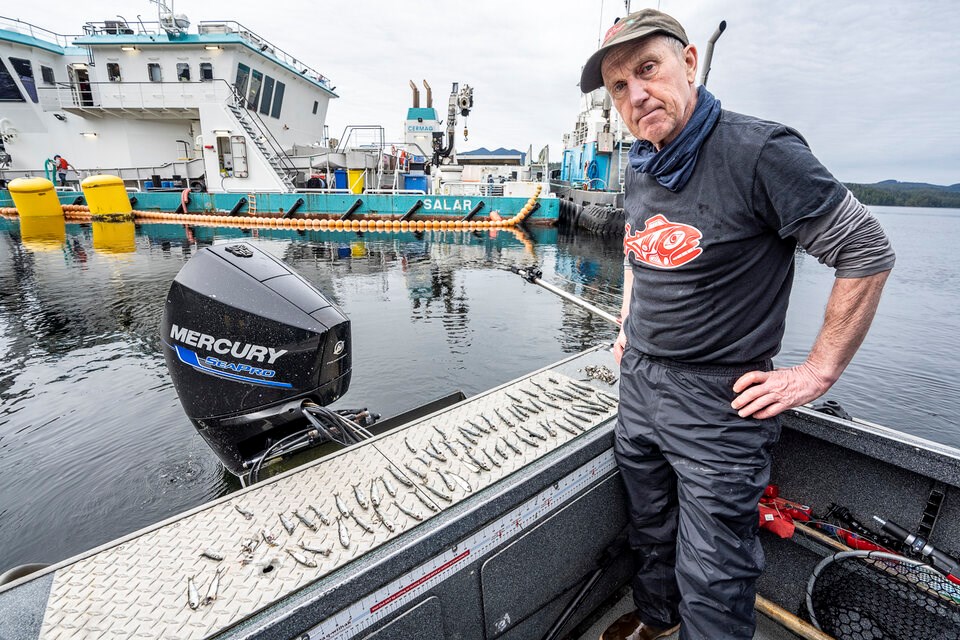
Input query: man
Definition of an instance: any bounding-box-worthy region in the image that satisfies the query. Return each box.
[53,154,69,187]
[580,9,895,640]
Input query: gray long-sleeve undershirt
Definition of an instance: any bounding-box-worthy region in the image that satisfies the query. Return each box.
[791,189,896,278]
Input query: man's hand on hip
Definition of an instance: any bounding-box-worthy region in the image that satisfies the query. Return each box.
[731,361,833,419]
[612,326,627,366]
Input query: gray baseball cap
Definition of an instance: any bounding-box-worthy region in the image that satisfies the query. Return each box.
[579,8,689,93]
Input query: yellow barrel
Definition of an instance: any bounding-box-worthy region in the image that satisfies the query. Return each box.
[92,220,136,254]
[8,177,63,218]
[81,175,132,216]
[347,169,365,194]
[20,215,66,250]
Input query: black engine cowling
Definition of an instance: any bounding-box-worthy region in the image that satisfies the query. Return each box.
[160,242,351,475]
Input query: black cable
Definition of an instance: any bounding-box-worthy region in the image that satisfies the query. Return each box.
[248,428,315,484]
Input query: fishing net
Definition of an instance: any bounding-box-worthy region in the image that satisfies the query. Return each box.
[806,551,960,640]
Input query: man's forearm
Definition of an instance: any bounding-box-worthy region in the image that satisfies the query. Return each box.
[805,270,891,386]
[732,269,891,419]
[621,267,633,320]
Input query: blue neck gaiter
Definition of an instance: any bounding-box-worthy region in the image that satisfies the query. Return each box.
[628,86,721,193]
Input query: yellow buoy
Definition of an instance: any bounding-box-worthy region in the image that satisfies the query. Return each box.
[92,220,136,254]
[81,175,132,217]
[20,215,66,250]
[8,177,63,218]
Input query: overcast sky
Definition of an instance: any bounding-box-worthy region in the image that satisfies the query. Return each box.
[10,0,959,184]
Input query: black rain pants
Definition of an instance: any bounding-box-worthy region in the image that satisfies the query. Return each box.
[614,348,781,640]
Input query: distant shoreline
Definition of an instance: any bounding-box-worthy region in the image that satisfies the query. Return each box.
[846,182,960,209]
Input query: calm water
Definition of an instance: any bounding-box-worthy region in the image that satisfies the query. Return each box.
[0,206,957,572]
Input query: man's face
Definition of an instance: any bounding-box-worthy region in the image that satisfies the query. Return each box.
[601,36,698,150]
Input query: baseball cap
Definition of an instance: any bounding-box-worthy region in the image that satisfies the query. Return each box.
[579,8,689,93]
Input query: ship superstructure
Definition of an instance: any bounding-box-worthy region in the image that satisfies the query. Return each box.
[0,4,336,193]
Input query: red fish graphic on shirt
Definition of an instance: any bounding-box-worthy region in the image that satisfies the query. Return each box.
[624,214,703,268]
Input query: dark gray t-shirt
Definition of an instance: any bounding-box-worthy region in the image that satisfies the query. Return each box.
[623,110,846,364]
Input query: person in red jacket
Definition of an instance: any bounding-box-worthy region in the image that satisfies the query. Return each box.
[53,155,70,186]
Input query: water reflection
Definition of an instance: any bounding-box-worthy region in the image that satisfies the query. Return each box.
[0,207,957,573]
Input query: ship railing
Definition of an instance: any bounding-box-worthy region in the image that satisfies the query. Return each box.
[363,189,428,195]
[1,160,205,191]
[196,21,333,88]
[37,80,233,112]
[0,16,80,48]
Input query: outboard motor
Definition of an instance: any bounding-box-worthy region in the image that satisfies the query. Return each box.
[160,242,351,476]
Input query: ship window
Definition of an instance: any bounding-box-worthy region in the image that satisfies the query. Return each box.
[235,63,250,102]
[147,63,162,82]
[8,57,38,102]
[177,63,190,82]
[0,59,25,101]
[312,100,318,115]
[199,62,213,81]
[247,69,263,110]
[107,62,122,82]
[259,75,274,115]
[41,65,55,84]
[270,81,284,118]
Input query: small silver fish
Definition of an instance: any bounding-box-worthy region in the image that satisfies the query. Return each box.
[279,512,296,535]
[308,504,332,526]
[483,448,502,468]
[460,423,482,438]
[286,548,318,568]
[424,442,448,463]
[432,424,448,439]
[293,509,318,531]
[404,437,418,453]
[395,500,424,522]
[352,483,369,510]
[234,504,254,520]
[336,517,351,549]
[464,447,491,471]
[521,424,547,441]
[203,567,224,605]
[563,416,586,432]
[531,380,547,391]
[480,415,498,432]
[435,469,456,492]
[440,438,460,458]
[555,419,579,435]
[380,474,398,497]
[200,549,224,562]
[388,465,415,487]
[334,492,352,517]
[466,418,490,434]
[299,540,332,557]
[514,431,539,448]
[372,503,396,533]
[414,454,433,469]
[352,512,374,534]
[410,489,439,512]
[403,462,427,481]
[507,405,527,421]
[422,482,453,503]
[447,471,473,493]
[519,387,539,398]
[494,408,515,428]
[539,420,557,437]
[240,537,260,555]
[187,575,201,610]
[501,436,522,455]
[494,439,509,459]
[528,398,544,412]
[540,397,563,410]
[505,391,524,403]
[370,479,382,507]
[260,529,279,547]
[457,427,479,445]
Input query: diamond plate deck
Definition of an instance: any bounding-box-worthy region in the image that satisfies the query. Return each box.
[33,364,619,639]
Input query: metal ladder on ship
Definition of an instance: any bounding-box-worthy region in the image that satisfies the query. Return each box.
[226,101,297,192]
